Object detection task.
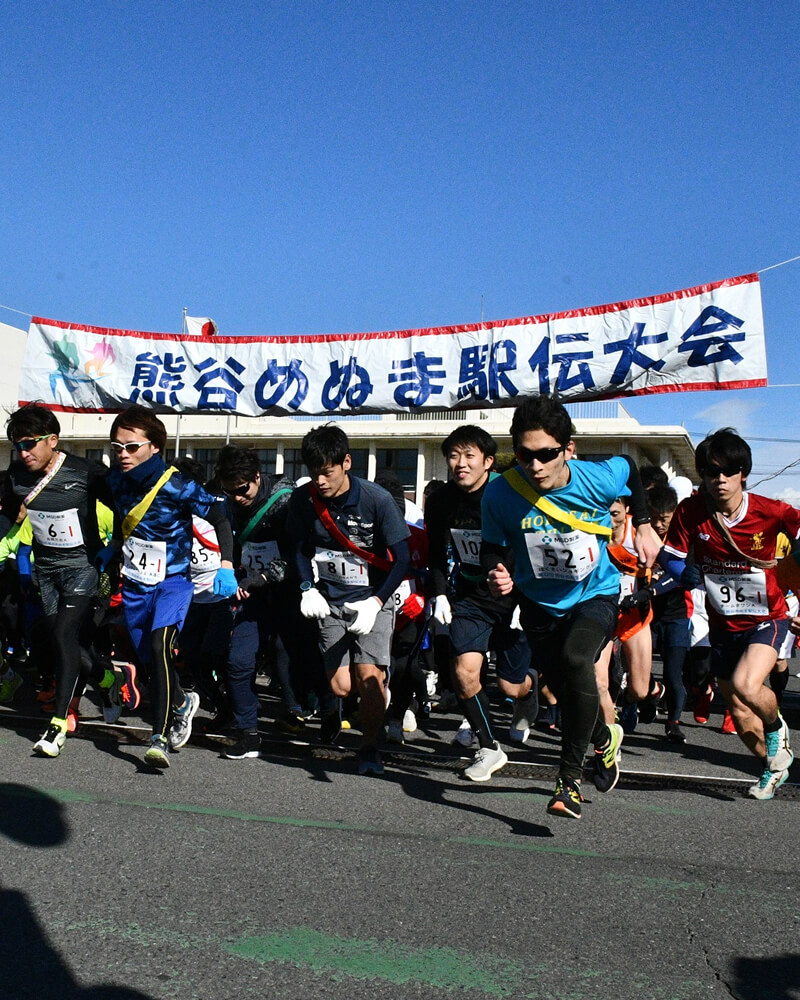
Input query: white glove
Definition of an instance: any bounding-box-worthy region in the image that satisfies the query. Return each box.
[343,597,382,635]
[300,587,331,619]
[510,605,522,630]
[432,595,452,625]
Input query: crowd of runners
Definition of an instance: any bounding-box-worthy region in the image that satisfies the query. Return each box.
[0,396,797,819]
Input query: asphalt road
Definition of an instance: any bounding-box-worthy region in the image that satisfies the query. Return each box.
[2,663,800,1000]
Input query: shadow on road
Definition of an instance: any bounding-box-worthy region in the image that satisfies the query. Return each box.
[0,783,155,1000]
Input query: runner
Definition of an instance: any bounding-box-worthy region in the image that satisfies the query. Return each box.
[286,424,410,775]
[424,425,533,782]
[661,428,800,799]
[3,404,125,757]
[106,405,236,768]
[482,396,661,818]
[215,445,333,759]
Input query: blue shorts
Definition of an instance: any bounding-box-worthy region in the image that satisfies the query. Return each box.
[710,618,789,681]
[448,599,532,685]
[123,575,195,666]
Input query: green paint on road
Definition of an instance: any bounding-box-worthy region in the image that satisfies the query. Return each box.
[452,835,602,858]
[227,927,528,996]
[115,797,375,832]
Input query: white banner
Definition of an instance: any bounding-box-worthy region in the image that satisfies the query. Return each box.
[18,274,767,416]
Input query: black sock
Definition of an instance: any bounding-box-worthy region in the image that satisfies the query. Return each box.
[770,670,789,705]
[459,689,495,749]
[765,715,783,733]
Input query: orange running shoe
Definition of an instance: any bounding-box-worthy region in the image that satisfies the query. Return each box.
[721,709,736,734]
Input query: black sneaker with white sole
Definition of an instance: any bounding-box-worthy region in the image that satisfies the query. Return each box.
[223,730,262,759]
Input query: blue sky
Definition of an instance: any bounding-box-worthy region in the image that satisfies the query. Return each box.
[2,1,799,495]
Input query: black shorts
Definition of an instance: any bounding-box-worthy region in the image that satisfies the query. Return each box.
[448,599,532,684]
[709,618,789,680]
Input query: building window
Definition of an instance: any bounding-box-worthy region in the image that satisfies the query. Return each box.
[376,448,417,495]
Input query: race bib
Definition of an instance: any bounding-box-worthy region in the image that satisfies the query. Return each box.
[30,508,84,549]
[190,536,222,586]
[618,573,636,599]
[525,530,599,582]
[122,536,167,585]
[390,578,415,609]
[704,571,769,617]
[241,540,280,574]
[314,548,368,587]
[450,528,482,567]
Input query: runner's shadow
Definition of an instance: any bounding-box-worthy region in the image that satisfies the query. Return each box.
[0,785,155,999]
[732,953,800,998]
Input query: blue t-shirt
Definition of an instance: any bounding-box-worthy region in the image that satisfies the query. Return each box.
[108,457,216,584]
[481,457,631,617]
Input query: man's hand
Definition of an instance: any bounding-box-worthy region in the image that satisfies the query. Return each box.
[633,523,662,568]
[300,587,331,619]
[343,596,382,635]
[488,562,514,597]
[431,595,452,625]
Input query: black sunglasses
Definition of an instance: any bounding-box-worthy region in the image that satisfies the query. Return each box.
[515,445,565,465]
[13,434,50,453]
[703,463,742,479]
[223,482,252,497]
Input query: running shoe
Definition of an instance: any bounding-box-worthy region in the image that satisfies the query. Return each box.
[36,681,56,704]
[168,691,201,750]
[454,718,476,747]
[638,681,665,724]
[0,669,23,704]
[664,721,686,744]
[721,710,736,734]
[102,668,125,724]
[33,721,67,758]
[547,776,584,819]
[118,662,141,711]
[144,735,170,768]
[765,715,793,772]
[748,764,789,800]
[509,692,537,744]
[537,703,561,732]
[619,700,638,734]
[387,719,404,744]
[463,742,508,782]
[196,710,237,738]
[66,698,80,733]
[319,708,342,744]
[592,723,624,792]
[693,684,713,725]
[402,709,418,733]
[275,711,306,735]
[223,730,262,760]
[356,745,385,776]
[435,689,460,712]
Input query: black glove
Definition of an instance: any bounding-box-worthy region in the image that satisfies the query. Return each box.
[263,558,287,584]
[680,564,702,589]
[238,572,268,592]
[620,587,653,613]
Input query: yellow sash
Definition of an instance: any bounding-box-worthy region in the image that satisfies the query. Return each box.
[122,467,178,540]
[502,468,612,538]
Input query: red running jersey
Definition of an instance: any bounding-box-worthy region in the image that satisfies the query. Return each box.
[663,491,800,632]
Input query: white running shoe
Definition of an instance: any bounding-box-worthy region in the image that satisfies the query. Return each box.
[463,742,508,782]
[509,695,536,744]
[168,691,201,750]
[402,709,418,733]
[766,716,793,772]
[34,723,67,758]
[748,765,789,800]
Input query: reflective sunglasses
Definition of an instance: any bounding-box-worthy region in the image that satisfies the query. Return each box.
[703,462,742,479]
[12,434,50,453]
[110,440,151,455]
[515,445,565,465]
[222,482,253,497]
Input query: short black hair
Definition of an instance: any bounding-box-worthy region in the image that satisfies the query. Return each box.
[300,424,349,471]
[110,405,167,453]
[639,465,669,491]
[647,484,678,516]
[6,403,60,442]
[510,397,573,450]
[373,469,405,517]
[172,457,207,485]
[440,425,497,459]
[695,428,752,480]
[215,446,262,484]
